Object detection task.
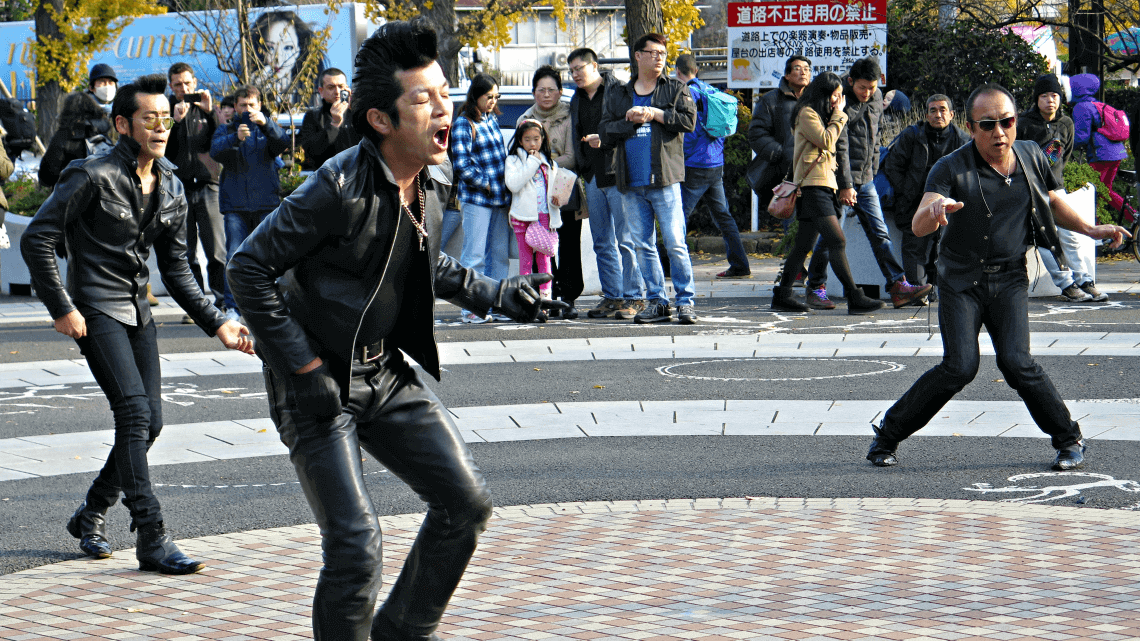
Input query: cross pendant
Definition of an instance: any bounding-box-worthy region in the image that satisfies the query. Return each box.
[1004,176,1011,186]
[418,234,425,251]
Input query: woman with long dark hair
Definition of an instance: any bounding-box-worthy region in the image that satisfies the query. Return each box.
[772,72,883,314]
[451,73,512,323]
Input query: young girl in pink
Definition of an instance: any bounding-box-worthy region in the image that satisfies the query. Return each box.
[504,119,563,298]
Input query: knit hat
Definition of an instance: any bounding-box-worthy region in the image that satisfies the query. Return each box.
[1032,74,1064,103]
[88,63,118,85]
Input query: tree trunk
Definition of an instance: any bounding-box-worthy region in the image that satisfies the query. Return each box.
[34,0,67,143]
[625,0,664,59]
[425,0,461,86]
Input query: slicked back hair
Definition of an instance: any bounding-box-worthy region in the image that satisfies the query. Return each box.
[351,18,438,142]
[965,83,1016,122]
[112,74,169,127]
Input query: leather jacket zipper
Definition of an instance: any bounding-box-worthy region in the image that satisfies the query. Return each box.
[349,189,404,363]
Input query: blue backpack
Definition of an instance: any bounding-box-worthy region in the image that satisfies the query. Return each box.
[690,79,739,138]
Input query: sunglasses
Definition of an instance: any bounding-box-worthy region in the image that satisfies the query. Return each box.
[134,115,174,131]
[972,116,1015,132]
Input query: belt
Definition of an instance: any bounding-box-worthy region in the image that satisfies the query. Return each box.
[980,257,1026,274]
[358,339,385,363]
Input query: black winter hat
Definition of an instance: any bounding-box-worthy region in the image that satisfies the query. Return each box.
[1032,74,1064,103]
[88,63,118,85]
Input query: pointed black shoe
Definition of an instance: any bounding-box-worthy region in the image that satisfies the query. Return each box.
[1052,442,1087,471]
[866,425,899,467]
[66,501,113,559]
[136,522,205,575]
[371,613,442,641]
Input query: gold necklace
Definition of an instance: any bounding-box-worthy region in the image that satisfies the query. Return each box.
[400,174,428,251]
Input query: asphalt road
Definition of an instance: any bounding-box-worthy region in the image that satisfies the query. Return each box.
[3,268,1140,575]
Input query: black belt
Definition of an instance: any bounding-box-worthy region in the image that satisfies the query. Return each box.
[358,340,385,363]
[980,257,1026,274]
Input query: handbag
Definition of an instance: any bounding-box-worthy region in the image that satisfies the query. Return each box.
[525,221,560,256]
[767,153,827,220]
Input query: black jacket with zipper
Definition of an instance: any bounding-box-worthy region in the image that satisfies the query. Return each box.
[598,74,696,192]
[226,137,507,396]
[21,137,225,333]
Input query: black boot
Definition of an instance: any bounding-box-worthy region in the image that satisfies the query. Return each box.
[847,286,885,315]
[866,423,899,467]
[136,522,204,575]
[66,501,113,559]
[771,286,809,312]
[371,612,442,641]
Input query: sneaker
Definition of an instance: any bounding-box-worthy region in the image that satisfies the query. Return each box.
[563,303,579,320]
[1079,281,1109,302]
[806,287,836,310]
[586,298,621,319]
[489,312,513,322]
[1059,284,1093,302]
[633,301,672,324]
[614,299,647,320]
[677,305,697,324]
[716,267,752,279]
[460,310,489,324]
[224,307,243,324]
[181,314,195,325]
[889,279,934,308]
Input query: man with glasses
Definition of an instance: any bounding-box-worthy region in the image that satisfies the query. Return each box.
[210,85,290,323]
[599,33,698,324]
[568,47,646,320]
[866,83,1130,472]
[21,74,254,573]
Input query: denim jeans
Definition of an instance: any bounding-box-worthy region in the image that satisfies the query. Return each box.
[223,210,272,310]
[265,351,491,640]
[1039,227,1093,289]
[458,202,510,281]
[808,181,905,290]
[622,183,696,307]
[184,184,225,307]
[897,216,939,287]
[76,308,164,530]
[681,165,750,273]
[880,267,1082,450]
[440,207,462,252]
[585,177,643,300]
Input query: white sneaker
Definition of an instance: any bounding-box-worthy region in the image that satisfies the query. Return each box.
[460,310,488,324]
[489,312,512,322]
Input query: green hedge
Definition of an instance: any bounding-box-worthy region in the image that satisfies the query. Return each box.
[5,175,50,217]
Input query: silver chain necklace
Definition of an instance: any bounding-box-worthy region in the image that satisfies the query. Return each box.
[400,174,427,251]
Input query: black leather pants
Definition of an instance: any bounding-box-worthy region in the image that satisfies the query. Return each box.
[881,267,1082,450]
[265,351,492,641]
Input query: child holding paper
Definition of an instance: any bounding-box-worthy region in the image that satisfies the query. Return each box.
[504,119,568,298]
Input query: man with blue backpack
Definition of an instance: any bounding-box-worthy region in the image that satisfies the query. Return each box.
[675,54,751,279]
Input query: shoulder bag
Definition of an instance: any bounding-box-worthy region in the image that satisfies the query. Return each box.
[768,153,826,220]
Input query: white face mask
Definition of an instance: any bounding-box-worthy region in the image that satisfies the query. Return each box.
[93,85,116,103]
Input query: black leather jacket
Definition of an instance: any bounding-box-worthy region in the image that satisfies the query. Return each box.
[21,138,226,333]
[933,140,1068,292]
[227,137,503,392]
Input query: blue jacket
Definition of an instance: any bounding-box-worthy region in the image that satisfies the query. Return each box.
[683,78,724,169]
[1070,73,1128,162]
[210,115,290,213]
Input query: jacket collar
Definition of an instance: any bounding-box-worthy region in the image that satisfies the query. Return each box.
[777,76,800,99]
[112,136,178,174]
[360,136,450,191]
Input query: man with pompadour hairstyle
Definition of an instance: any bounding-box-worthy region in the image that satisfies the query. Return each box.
[227,19,564,641]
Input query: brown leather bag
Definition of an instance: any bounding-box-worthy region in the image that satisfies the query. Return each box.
[768,153,826,220]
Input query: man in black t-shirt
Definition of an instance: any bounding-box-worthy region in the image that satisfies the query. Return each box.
[866,84,1129,472]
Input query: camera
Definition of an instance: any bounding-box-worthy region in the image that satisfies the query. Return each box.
[339,89,349,102]
[183,92,203,103]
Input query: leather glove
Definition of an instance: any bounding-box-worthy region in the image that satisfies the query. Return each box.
[290,362,342,420]
[494,274,569,323]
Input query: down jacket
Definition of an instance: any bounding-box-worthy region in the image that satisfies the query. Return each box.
[504,149,564,228]
[1070,73,1127,162]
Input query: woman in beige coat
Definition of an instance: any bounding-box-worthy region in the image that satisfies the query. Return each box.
[772,72,883,314]
[517,65,582,318]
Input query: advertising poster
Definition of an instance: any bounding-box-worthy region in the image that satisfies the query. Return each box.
[727,0,887,90]
[0,3,375,103]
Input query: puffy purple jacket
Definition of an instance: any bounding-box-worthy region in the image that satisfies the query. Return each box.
[1069,73,1128,162]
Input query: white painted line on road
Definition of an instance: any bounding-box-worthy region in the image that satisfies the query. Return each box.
[2,399,1139,482]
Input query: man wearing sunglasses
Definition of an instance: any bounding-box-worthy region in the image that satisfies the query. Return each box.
[866,83,1130,472]
[21,74,254,574]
